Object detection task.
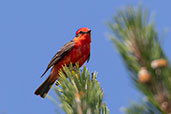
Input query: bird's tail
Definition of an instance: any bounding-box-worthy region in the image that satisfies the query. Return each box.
[34,76,55,98]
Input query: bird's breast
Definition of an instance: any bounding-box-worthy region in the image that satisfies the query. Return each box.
[55,42,90,70]
[71,43,90,64]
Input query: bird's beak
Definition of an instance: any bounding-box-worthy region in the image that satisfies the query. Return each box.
[88,29,91,33]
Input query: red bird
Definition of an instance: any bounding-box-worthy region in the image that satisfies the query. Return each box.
[34,27,91,98]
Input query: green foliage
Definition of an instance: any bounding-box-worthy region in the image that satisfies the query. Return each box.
[50,65,109,114]
[107,5,171,113]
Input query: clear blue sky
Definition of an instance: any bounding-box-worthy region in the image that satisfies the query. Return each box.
[1,0,171,114]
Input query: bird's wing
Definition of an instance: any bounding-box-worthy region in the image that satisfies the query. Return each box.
[41,40,74,77]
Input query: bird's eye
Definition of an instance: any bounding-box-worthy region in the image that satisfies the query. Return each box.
[79,31,84,34]
[76,31,83,37]
[75,31,85,37]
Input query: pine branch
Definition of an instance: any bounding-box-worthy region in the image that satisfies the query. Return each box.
[107,5,171,114]
[49,64,109,114]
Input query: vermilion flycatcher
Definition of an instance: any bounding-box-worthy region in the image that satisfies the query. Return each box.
[34,27,91,98]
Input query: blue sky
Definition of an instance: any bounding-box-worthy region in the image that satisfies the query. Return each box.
[1,0,171,114]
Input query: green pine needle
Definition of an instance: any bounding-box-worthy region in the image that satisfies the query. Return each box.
[50,64,109,114]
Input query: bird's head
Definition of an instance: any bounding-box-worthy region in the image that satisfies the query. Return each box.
[75,27,91,37]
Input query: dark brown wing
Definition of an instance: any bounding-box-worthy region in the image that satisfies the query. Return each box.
[41,40,74,77]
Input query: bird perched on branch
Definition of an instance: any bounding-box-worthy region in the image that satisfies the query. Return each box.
[34,27,91,98]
